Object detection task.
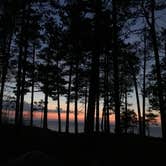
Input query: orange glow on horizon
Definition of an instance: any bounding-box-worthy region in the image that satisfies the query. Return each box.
[33,111,115,123]
[20,110,115,123]
[32,111,85,122]
[6,109,160,125]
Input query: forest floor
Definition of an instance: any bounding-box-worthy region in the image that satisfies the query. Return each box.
[0,124,166,166]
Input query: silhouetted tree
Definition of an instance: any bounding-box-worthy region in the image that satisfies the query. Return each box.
[0,0,16,124]
[141,0,166,138]
[120,109,137,134]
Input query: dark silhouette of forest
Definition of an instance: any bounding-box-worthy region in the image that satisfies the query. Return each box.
[0,0,166,165]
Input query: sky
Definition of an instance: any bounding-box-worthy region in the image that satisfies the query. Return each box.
[23,89,118,123]
[23,88,160,124]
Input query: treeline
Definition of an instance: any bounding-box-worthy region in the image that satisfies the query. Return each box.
[0,0,166,137]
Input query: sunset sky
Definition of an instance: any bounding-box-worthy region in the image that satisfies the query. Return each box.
[22,89,160,124]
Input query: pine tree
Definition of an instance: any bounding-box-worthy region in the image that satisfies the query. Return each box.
[0,0,16,124]
[141,0,166,138]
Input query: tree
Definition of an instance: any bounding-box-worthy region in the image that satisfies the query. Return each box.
[37,14,66,129]
[145,108,158,136]
[111,0,121,135]
[142,25,148,136]
[141,0,166,138]
[0,0,16,124]
[120,109,137,134]
[61,0,89,133]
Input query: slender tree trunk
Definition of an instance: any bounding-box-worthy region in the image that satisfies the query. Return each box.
[103,53,110,133]
[0,33,12,124]
[30,44,35,127]
[66,63,73,133]
[84,86,88,132]
[43,92,48,129]
[101,107,104,132]
[106,100,110,133]
[165,37,166,58]
[43,49,49,129]
[0,68,6,124]
[125,90,128,134]
[0,11,14,124]
[104,103,107,132]
[19,5,31,126]
[86,56,98,133]
[112,0,121,134]
[19,43,28,126]
[105,53,110,133]
[86,0,101,133]
[102,97,107,132]
[74,61,79,134]
[95,90,100,132]
[133,72,142,135]
[57,91,61,133]
[56,59,61,133]
[142,27,147,136]
[55,58,61,132]
[0,51,7,121]
[0,41,6,124]
[15,6,26,126]
[95,37,101,132]
[15,41,23,126]
[40,110,43,128]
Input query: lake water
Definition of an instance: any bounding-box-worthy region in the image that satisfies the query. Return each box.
[31,119,162,138]
[4,110,162,138]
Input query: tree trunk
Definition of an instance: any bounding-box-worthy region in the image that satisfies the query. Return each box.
[74,60,79,134]
[102,97,107,132]
[0,10,14,124]
[84,86,88,132]
[30,44,35,127]
[106,99,110,133]
[66,63,73,133]
[0,68,6,124]
[19,43,28,126]
[101,108,104,132]
[15,6,26,126]
[0,33,12,124]
[165,36,166,58]
[112,0,121,134]
[95,90,100,132]
[19,4,31,126]
[86,55,98,133]
[125,90,128,134]
[56,58,61,132]
[104,103,107,132]
[43,50,49,129]
[43,92,48,129]
[15,41,23,126]
[103,53,110,133]
[0,33,7,125]
[142,27,147,136]
[105,53,110,133]
[57,91,61,133]
[133,72,142,135]
[86,0,101,134]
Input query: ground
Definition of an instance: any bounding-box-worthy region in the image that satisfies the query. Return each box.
[0,124,165,166]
